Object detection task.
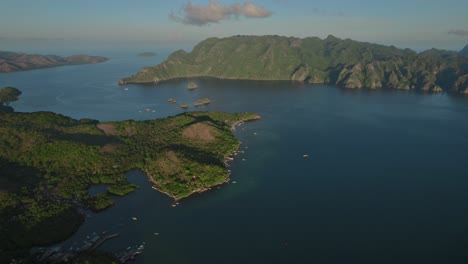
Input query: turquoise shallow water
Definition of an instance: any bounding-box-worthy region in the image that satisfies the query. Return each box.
[2,53,468,263]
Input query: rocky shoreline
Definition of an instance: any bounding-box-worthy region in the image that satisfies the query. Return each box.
[145,114,261,204]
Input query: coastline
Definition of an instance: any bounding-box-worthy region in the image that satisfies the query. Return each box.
[229,114,261,130]
[0,57,109,74]
[118,75,298,85]
[144,171,231,204]
[119,76,468,95]
[144,115,261,205]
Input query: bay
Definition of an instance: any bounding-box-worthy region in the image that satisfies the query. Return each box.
[2,52,468,263]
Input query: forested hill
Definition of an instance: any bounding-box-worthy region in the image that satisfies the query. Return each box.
[0,87,259,261]
[120,35,468,94]
[0,51,108,72]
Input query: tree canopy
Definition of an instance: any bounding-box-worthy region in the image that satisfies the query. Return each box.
[0,87,22,105]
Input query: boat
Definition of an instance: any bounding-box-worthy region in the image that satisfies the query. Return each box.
[303,154,309,158]
[132,217,138,221]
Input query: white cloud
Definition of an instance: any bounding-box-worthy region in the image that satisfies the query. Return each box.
[241,2,271,18]
[170,1,272,26]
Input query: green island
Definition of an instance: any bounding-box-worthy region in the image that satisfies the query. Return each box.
[0,87,260,262]
[0,51,108,73]
[107,183,139,196]
[119,35,468,93]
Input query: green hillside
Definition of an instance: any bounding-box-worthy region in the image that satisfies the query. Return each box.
[0,88,260,261]
[120,35,468,94]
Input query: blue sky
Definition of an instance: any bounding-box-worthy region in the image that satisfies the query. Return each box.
[1,0,467,52]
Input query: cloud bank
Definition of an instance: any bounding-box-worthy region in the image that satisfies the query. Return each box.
[170,1,272,26]
[448,29,468,36]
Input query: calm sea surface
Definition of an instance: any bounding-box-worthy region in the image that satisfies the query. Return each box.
[2,52,468,264]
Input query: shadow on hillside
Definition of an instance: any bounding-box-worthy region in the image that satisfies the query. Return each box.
[41,128,123,146]
[161,144,224,167]
[0,157,41,192]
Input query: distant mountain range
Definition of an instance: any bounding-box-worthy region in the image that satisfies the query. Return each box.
[0,51,108,73]
[120,35,468,94]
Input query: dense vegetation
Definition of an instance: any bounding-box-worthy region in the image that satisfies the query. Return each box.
[120,35,468,93]
[0,51,108,72]
[0,91,260,261]
[107,183,139,196]
[0,87,21,104]
[0,86,21,112]
[87,193,115,211]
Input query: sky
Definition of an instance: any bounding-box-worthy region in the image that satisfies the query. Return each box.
[1,0,467,53]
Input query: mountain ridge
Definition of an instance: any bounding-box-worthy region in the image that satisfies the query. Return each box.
[120,35,468,94]
[0,51,108,73]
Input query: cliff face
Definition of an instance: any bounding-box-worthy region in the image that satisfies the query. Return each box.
[120,35,468,93]
[0,51,108,73]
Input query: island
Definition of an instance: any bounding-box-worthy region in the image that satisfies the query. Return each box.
[187,81,198,90]
[119,35,468,94]
[137,52,157,57]
[194,98,211,106]
[0,87,260,262]
[0,51,108,73]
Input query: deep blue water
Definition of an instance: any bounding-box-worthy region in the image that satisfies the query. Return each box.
[2,53,468,264]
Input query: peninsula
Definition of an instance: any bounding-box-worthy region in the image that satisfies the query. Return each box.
[119,35,468,94]
[0,87,260,261]
[0,51,108,73]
